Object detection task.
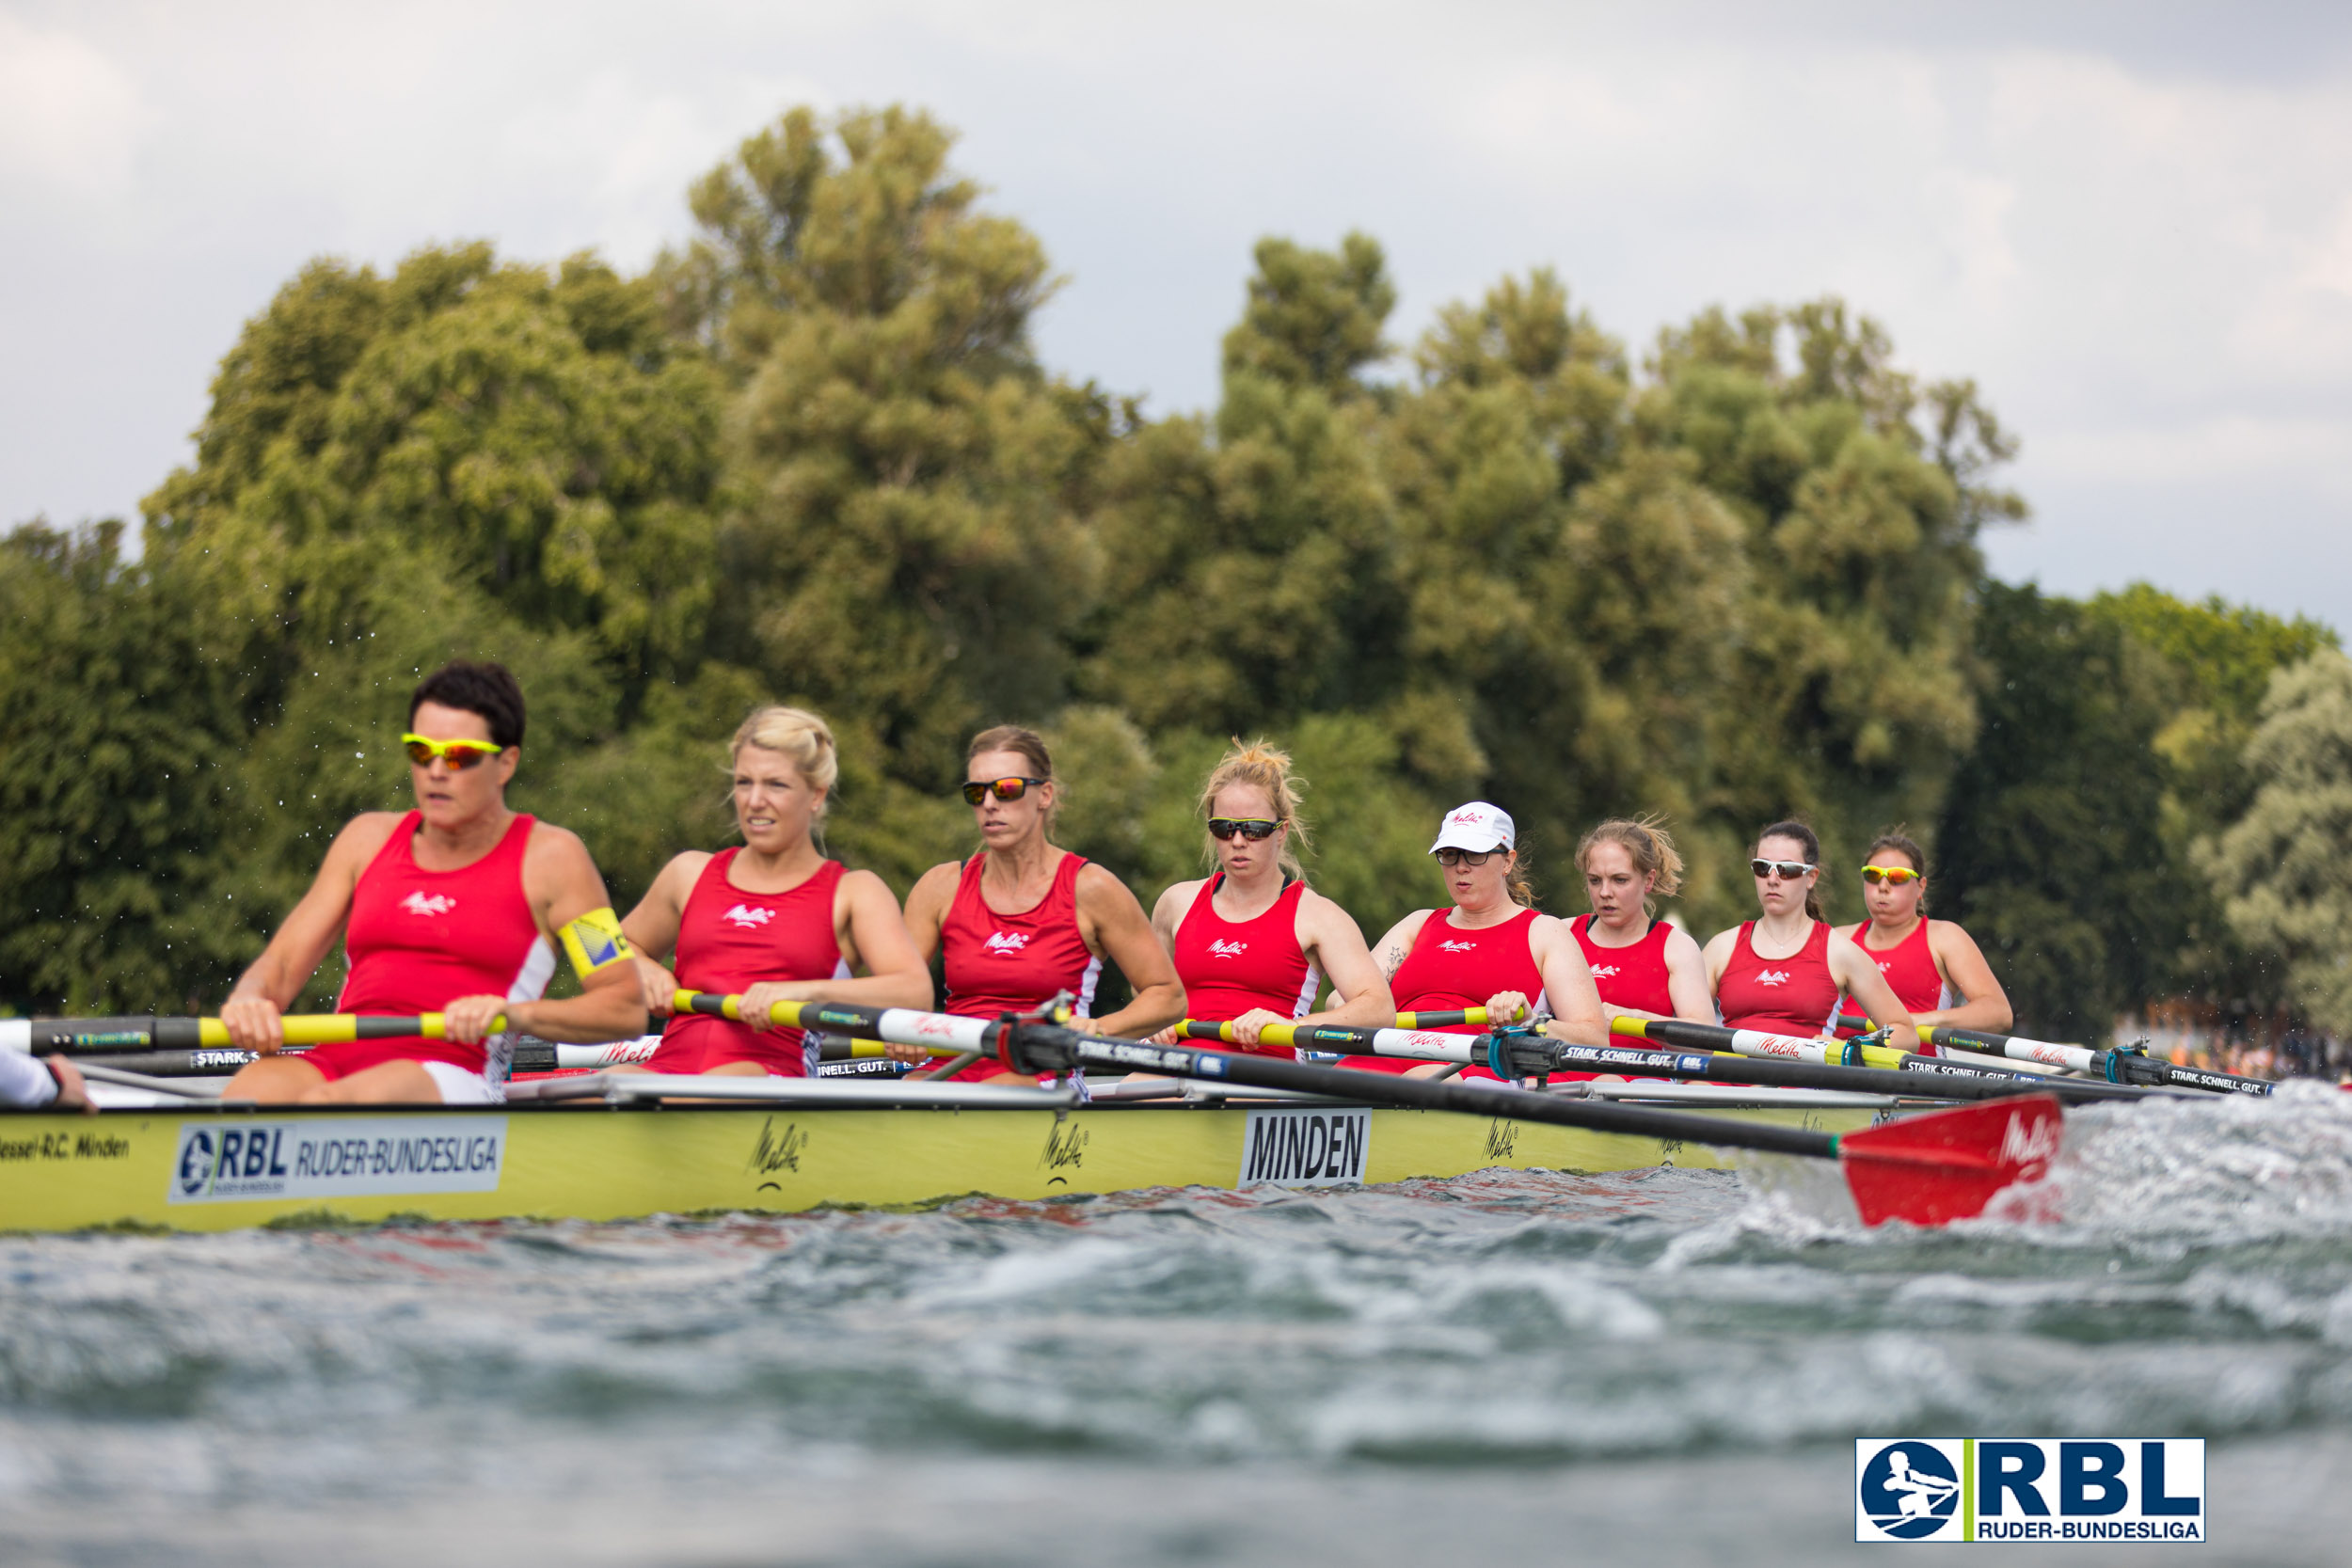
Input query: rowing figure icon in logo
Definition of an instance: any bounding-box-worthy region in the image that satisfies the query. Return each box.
[1858,1442,1961,1540]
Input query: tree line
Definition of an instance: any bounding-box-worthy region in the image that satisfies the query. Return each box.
[4,104,2344,1043]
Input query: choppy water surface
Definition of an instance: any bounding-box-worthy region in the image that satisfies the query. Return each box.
[7,1084,2352,1565]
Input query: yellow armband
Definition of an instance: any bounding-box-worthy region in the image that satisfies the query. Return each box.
[559,907,634,977]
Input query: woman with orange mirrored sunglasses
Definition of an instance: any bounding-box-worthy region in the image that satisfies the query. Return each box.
[1831,830,2013,1037]
[898,725,1184,1081]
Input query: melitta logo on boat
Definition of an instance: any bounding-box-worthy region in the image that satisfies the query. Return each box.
[167,1117,506,1204]
[1207,939,1248,958]
[984,931,1030,954]
[722,904,774,928]
[400,891,458,918]
[1755,968,1791,987]
[1854,1439,2203,1544]
[1999,1111,2062,1171]
[1238,1107,1370,1187]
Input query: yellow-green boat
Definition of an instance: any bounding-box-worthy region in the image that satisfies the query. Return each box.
[0,1075,1876,1234]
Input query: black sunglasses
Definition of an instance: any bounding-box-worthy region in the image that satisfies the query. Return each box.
[1208,818,1280,841]
[961,776,1048,806]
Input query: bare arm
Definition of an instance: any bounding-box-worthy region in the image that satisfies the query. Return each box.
[1367,910,1434,986]
[1149,879,1202,958]
[901,862,961,968]
[1700,927,1738,995]
[740,869,932,1023]
[1531,916,1608,1047]
[1293,891,1394,1030]
[1827,934,1916,1036]
[1919,921,2014,1033]
[220,814,401,1052]
[1078,864,1185,1037]
[620,851,707,1021]
[446,825,646,1046]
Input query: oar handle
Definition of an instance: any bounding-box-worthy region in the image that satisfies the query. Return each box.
[11,1013,504,1054]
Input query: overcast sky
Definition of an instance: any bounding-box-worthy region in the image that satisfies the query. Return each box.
[5,0,2349,630]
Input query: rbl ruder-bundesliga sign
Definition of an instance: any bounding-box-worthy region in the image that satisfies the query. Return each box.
[1855,1438,2205,1544]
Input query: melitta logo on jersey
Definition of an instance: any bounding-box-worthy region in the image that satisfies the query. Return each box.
[722,904,774,928]
[1755,968,1791,987]
[1854,1439,2203,1544]
[984,931,1031,955]
[168,1117,506,1204]
[400,891,458,918]
[1589,964,1620,979]
[1207,939,1248,958]
[1438,940,1479,954]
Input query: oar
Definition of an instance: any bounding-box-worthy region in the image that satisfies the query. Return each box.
[1608,1017,2161,1103]
[723,995,2065,1226]
[62,1037,675,1079]
[1186,1019,2170,1106]
[1833,1012,2272,1097]
[1395,1007,1487,1029]
[3,1013,504,1053]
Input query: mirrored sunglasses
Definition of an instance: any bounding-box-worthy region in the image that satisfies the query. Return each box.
[1860,864,1924,886]
[402,733,503,770]
[961,776,1048,806]
[1750,858,1814,880]
[1207,818,1280,841]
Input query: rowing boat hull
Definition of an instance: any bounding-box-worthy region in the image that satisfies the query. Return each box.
[0,1100,1873,1234]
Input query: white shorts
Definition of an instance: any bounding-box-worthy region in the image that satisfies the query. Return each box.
[421,1059,504,1105]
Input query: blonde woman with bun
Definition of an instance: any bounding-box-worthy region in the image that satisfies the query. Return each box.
[1571,816,1713,1024]
[1142,741,1393,1054]
[619,705,931,1078]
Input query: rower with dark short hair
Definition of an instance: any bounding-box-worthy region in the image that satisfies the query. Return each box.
[1703,818,1913,1041]
[219,659,646,1104]
[1140,740,1393,1056]
[615,705,931,1077]
[1831,829,2013,1039]
[899,724,1184,1081]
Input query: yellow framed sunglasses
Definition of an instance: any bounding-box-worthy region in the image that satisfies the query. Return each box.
[1859,863,1923,887]
[401,733,504,770]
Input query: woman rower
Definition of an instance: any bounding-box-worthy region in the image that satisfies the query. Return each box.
[1142,741,1392,1054]
[220,660,646,1103]
[618,706,931,1078]
[1830,829,2012,1037]
[1571,816,1713,1024]
[1703,819,1912,1040]
[901,725,1184,1081]
[1353,801,1608,1079]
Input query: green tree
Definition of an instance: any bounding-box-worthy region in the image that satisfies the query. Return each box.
[661,105,1104,847]
[1933,583,2189,1040]
[2200,651,2352,1034]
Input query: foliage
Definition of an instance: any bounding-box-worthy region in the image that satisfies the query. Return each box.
[1,98,2337,1037]
[2200,652,2352,1034]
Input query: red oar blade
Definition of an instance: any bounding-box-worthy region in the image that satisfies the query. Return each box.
[1836,1093,2064,1227]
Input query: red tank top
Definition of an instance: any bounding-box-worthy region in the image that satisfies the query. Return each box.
[1834,920,1946,1037]
[330,811,551,1080]
[649,851,846,1076]
[1571,914,1677,1018]
[1342,907,1544,1076]
[1171,876,1318,1058]
[940,850,1101,1079]
[1717,921,1840,1037]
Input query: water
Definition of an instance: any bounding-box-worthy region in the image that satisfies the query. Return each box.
[6,1083,2352,1565]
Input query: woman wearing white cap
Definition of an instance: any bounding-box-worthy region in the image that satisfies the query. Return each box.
[1347,801,1609,1078]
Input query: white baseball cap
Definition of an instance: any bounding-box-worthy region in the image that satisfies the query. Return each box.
[1430,800,1515,854]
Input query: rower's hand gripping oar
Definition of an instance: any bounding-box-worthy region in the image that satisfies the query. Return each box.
[1830,1011,2273,1097]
